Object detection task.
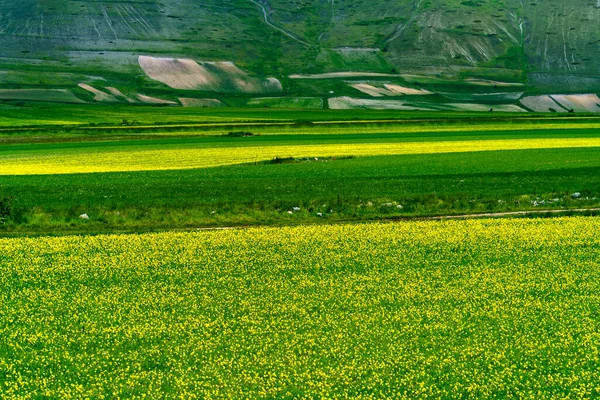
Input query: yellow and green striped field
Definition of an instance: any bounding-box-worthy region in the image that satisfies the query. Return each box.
[1,106,600,232]
[4,137,600,175]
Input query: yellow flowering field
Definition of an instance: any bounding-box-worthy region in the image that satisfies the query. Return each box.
[1,217,600,398]
[3,137,600,175]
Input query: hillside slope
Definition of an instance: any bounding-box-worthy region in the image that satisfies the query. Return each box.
[0,0,599,105]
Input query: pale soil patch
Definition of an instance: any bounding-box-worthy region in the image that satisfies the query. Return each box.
[551,94,600,113]
[350,83,432,97]
[328,97,524,112]
[0,89,85,104]
[442,92,524,101]
[139,56,282,94]
[139,57,215,89]
[78,84,119,103]
[179,98,226,107]
[401,74,524,87]
[384,84,432,95]
[290,72,400,79]
[349,84,390,97]
[106,87,137,103]
[520,96,567,112]
[464,78,526,87]
[328,97,429,111]
[136,94,177,105]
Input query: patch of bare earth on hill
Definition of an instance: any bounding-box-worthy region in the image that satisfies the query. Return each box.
[78,84,120,103]
[441,93,524,102]
[551,94,600,113]
[290,72,402,79]
[179,98,225,107]
[136,94,177,105]
[107,87,137,103]
[464,78,526,87]
[351,83,432,97]
[329,97,526,112]
[442,104,527,112]
[138,56,282,94]
[520,94,600,113]
[328,97,430,110]
[401,74,525,87]
[520,96,568,112]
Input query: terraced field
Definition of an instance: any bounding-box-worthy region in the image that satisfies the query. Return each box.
[2,217,600,398]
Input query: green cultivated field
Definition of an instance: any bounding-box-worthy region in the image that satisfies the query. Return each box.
[1,105,600,234]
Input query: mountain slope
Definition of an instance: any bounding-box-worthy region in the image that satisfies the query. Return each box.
[0,0,599,103]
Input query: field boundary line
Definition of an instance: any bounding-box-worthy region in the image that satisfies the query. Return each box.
[423,208,600,220]
[2,209,600,238]
[183,208,600,232]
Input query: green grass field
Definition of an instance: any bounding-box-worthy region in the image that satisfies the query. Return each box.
[2,218,600,398]
[1,104,600,234]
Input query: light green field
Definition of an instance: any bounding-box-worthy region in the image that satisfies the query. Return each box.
[0,89,85,104]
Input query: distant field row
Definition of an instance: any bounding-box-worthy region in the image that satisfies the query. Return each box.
[3,136,600,175]
[2,107,600,233]
[2,218,600,398]
[5,121,600,141]
[2,104,600,128]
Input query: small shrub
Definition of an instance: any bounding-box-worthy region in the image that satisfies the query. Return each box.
[227,131,255,137]
[270,157,295,164]
[0,198,11,222]
[121,119,140,126]
[293,120,314,127]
